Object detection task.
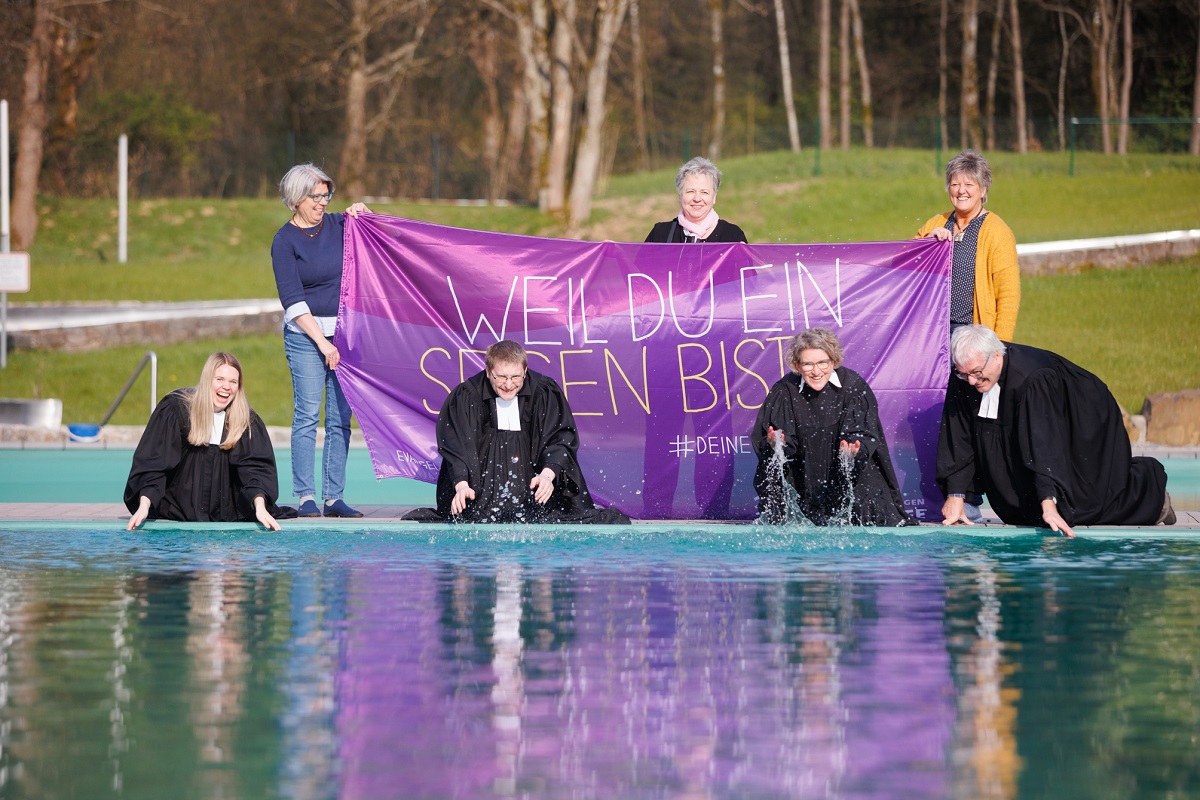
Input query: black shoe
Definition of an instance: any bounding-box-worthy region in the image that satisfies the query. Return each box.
[324,499,364,518]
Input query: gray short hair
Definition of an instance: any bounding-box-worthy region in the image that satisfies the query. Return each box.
[675,157,722,196]
[279,163,335,212]
[944,150,992,204]
[786,327,844,372]
[950,324,1006,366]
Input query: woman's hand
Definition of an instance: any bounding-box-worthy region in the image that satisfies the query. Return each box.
[1040,498,1075,538]
[926,227,953,242]
[254,496,282,531]
[317,339,340,369]
[346,202,372,218]
[530,468,556,505]
[838,439,861,457]
[127,496,152,530]
[451,481,476,515]
[765,426,785,446]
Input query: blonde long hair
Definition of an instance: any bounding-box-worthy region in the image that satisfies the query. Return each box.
[187,352,251,450]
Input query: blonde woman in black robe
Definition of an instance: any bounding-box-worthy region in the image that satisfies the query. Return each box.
[125,352,286,530]
[753,328,917,526]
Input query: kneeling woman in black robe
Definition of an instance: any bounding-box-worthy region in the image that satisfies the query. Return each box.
[125,352,286,530]
[411,340,629,524]
[752,328,918,526]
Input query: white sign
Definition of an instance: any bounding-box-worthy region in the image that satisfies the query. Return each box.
[0,252,30,292]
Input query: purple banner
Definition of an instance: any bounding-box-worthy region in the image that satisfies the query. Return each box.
[337,215,951,521]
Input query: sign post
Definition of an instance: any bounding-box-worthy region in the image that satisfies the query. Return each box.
[0,252,30,369]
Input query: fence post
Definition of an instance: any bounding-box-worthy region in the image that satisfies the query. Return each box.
[1069,117,1077,177]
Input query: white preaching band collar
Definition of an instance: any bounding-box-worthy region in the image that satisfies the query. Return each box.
[495,397,521,431]
[210,411,226,445]
[977,382,1001,419]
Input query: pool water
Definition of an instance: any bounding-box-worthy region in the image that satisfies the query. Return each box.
[0,525,1197,799]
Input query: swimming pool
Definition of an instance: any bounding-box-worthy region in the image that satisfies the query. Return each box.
[0,524,1197,799]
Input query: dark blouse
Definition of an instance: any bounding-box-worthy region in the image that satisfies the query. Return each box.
[644,218,747,244]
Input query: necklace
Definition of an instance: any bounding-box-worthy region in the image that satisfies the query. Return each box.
[952,210,983,242]
[293,215,324,238]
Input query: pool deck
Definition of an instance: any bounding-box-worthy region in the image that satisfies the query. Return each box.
[3,501,1197,531]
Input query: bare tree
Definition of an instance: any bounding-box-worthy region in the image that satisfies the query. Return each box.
[1117,0,1133,154]
[1091,0,1114,153]
[1054,2,1082,150]
[337,0,438,198]
[467,16,503,201]
[774,0,801,151]
[11,0,54,250]
[839,0,851,148]
[708,0,727,159]
[985,0,1005,150]
[848,0,873,147]
[515,0,551,202]
[1192,0,1200,155]
[818,0,832,149]
[961,0,983,149]
[938,0,950,148]
[629,0,651,169]
[545,0,577,213]
[567,0,630,227]
[1009,0,1027,152]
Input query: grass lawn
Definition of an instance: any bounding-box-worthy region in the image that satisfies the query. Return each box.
[4,146,1199,423]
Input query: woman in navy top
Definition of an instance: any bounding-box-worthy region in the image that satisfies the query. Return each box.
[271,163,371,518]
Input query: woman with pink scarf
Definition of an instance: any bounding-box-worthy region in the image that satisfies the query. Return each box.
[644,157,747,244]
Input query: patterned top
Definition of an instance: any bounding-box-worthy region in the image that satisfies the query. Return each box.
[944,211,988,327]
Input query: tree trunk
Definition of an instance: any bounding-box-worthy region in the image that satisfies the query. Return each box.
[12,0,54,251]
[961,0,982,150]
[839,0,851,149]
[515,0,550,204]
[774,0,800,152]
[818,0,831,149]
[495,79,527,201]
[1192,0,1200,156]
[1117,0,1133,154]
[1092,0,1112,153]
[629,0,651,169]
[985,0,1004,151]
[707,0,726,160]
[545,0,576,214]
[848,0,872,147]
[938,0,950,150]
[469,24,503,202]
[46,19,100,195]
[1055,3,1078,151]
[1009,0,1027,153]
[568,0,629,227]
[338,0,369,198]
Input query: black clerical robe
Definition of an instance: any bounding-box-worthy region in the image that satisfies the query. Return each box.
[753,368,917,526]
[420,369,629,524]
[124,390,283,522]
[937,342,1167,527]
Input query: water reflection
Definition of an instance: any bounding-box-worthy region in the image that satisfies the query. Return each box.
[0,532,1196,799]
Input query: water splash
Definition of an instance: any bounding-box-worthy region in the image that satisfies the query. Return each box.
[827,447,857,526]
[758,436,812,527]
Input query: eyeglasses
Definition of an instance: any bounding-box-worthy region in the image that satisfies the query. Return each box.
[306,191,334,203]
[954,353,993,382]
[489,371,525,387]
[798,359,832,372]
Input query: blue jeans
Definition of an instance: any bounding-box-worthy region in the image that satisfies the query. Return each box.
[284,326,352,501]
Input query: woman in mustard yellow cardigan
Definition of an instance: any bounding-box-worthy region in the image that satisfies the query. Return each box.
[917,150,1020,341]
